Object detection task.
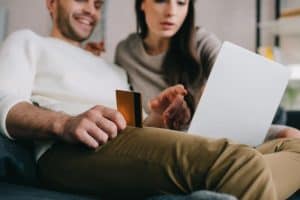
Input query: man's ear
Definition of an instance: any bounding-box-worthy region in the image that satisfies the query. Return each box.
[46,0,56,18]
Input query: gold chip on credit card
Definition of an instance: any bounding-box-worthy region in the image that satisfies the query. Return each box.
[116,90,143,128]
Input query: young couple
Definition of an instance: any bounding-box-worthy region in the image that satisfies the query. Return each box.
[0,0,300,199]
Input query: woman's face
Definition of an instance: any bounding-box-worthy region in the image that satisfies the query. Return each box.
[141,0,189,39]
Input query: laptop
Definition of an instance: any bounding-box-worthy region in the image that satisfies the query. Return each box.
[188,42,290,146]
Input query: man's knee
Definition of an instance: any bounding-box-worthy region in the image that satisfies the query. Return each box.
[206,145,273,195]
[225,146,272,185]
[232,146,267,170]
[208,145,267,179]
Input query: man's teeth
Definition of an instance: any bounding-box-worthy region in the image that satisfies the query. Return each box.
[78,19,91,25]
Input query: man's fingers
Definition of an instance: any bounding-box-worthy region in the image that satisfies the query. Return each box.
[95,117,118,139]
[86,106,125,138]
[76,130,99,149]
[62,106,126,148]
[86,122,109,144]
[99,106,127,130]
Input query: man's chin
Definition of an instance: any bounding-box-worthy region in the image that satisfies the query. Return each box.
[75,30,93,41]
[72,33,92,42]
[62,26,94,42]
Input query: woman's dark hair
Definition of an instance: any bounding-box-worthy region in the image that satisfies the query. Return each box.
[135,0,209,114]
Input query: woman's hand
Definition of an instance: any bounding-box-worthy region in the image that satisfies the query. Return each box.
[84,41,105,56]
[147,84,191,130]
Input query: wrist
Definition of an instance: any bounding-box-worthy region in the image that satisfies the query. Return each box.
[51,112,70,138]
[144,112,164,128]
[184,90,195,117]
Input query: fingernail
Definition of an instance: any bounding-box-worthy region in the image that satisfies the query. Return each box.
[92,142,99,149]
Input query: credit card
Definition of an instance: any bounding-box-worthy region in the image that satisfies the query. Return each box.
[116,90,143,127]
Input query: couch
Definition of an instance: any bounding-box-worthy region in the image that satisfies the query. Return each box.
[0,110,299,200]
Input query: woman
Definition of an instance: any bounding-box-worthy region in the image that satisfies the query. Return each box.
[115,0,219,123]
[113,0,300,139]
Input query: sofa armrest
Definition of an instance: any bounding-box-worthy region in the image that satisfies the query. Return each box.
[0,134,37,185]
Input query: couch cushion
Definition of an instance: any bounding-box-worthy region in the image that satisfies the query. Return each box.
[0,182,97,200]
[0,134,37,184]
[148,191,237,200]
[0,182,237,200]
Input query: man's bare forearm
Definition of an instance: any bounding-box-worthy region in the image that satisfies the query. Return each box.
[6,102,70,140]
[6,103,127,148]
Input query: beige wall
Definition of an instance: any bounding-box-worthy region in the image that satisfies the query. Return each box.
[104,0,257,61]
[0,0,50,37]
[196,0,256,51]
[0,7,7,41]
[104,0,136,61]
[1,0,258,62]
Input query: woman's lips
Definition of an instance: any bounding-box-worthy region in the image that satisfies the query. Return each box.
[160,22,175,30]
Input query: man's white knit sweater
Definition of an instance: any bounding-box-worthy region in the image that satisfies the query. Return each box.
[0,30,129,160]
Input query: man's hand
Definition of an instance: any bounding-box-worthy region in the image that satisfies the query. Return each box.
[84,41,105,56]
[148,84,191,130]
[60,105,126,149]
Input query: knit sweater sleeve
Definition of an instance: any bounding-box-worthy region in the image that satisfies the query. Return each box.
[114,41,123,66]
[0,30,37,139]
[114,38,130,71]
[195,28,222,75]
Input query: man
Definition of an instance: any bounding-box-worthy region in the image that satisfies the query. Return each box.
[0,0,300,199]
